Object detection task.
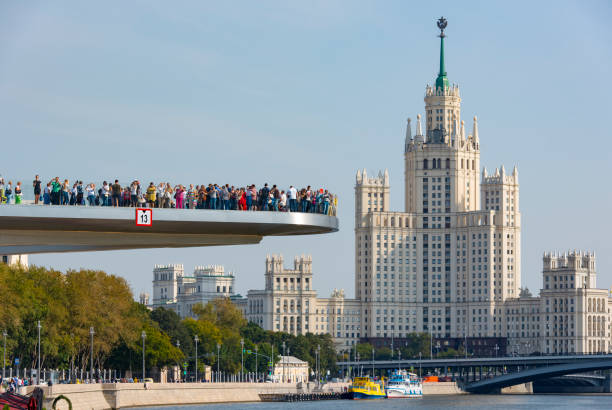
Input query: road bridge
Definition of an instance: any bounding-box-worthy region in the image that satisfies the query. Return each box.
[0,205,338,254]
[339,354,612,371]
[463,359,612,393]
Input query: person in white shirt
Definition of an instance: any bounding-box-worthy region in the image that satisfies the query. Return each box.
[288,185,297,212]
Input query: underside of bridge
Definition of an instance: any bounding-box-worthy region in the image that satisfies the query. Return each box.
[0,206,339,254]
[464,359,612,393]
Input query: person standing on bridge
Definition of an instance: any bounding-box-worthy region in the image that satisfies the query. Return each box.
[14,182,22,204]
[146,182,156,208]
[50,177,61,205]
[111,180,121,207]
[33,175,41,205]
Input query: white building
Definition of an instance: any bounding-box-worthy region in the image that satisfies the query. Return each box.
[352,18,611,354]
[1,254,28,268]
[237,254,361,350]
[273,356,309,383]
[151,264,235,318]
[355,19,520,344]
[506,251,610,354]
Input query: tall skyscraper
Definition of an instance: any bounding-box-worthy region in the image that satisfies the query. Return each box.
[355,17,521,341]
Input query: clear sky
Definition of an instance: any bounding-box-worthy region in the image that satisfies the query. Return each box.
[1,1,610,299]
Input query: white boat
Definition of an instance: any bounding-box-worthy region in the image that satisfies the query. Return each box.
[385,370,423,398]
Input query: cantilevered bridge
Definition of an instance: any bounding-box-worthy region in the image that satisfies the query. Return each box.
[0,205,338,254]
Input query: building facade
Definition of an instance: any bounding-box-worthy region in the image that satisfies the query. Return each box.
[151,264,235,318]
[352,19,610,354]
[506,251,610,354]
[237,254,361,350]
[355,20,520,345]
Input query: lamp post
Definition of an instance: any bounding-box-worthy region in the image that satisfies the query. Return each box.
[141,331,146,381]
[430,328,433,359]
[315,344,321,384]
[282,341,286,383]
[398,349,401,371]
[436,341,441,357]
[216,343,220,381]
[240,338,244,383]
[419,352,422,379]
[176,340,180,382]
[371,347,375,378]
[494,343,499,358]
[89,326,94,384]
[255,345,258,382]
[356,352,360,377]
[464,322,468,359]
[2,330,6,382]
[194,335,199,383]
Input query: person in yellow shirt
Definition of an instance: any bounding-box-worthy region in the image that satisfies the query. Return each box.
[146,182,157,208]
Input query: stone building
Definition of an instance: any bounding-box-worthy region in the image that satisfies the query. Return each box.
[506,251,610,354]
[355,19,520,345]
[236,254,361,350]
[151,264,235,318]
[352,19,611,354]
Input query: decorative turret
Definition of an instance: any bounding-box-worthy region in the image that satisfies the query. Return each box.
[404,118,412,153]
[473,115,479,146]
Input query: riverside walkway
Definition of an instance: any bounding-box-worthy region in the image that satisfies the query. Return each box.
[0,205,338,254]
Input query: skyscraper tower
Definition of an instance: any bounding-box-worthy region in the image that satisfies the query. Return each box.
[355,18,521,342]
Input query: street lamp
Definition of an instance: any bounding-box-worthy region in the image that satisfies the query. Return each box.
[240,338,244,383]
[141,331,146,381]
[371,347,375,377]
[2,330,6,382]
[89,326,94,384]
[356,352,360,377]
[282,341,286,383]
[216,343,221,381]
[176,340,180,382]
[398,349,401,371]
[419,352,422,379]
[194,335,199,383]
[255,345,258,382]
[494,343,499,358]
[436,341,441,358]
[317,344,321,383]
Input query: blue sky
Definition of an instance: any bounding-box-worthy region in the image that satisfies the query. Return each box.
[1,1,610,299]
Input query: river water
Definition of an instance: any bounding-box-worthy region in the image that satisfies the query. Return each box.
[139,394,612,409]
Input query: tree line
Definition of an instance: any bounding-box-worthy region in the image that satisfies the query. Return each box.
[0,263,336,376]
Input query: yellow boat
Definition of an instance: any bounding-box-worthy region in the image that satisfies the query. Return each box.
[348,376,386,399]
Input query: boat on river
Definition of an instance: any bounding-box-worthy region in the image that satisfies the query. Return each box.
[348,376,386,399]
[385,369,423,398]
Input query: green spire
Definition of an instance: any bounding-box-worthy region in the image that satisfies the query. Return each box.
[435,17,449,91]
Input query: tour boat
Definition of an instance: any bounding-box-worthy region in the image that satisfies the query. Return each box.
[348,376,386,399]
[385,370,423,398]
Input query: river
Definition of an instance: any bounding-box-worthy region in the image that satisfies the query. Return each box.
[138,394,612,409]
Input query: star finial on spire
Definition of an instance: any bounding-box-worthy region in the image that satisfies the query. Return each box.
[437,16,447,38]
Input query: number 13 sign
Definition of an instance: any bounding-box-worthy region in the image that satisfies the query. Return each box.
[136,208,153,226]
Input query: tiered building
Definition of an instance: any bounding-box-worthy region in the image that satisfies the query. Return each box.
[235,254,361,350]
[355,18,520,346]
[151,263,235,318]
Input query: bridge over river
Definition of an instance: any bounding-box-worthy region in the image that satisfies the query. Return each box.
[339,354,612,393]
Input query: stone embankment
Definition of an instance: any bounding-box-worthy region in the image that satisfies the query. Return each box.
[24,382,347,410]
[23,381,516,409]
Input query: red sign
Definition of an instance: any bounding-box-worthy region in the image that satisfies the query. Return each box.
[136,208,153,226]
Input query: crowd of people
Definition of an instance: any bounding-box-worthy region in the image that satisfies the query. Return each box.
[0,176,337,215]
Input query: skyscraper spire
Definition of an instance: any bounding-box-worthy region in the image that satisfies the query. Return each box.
[435,17,449,91]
